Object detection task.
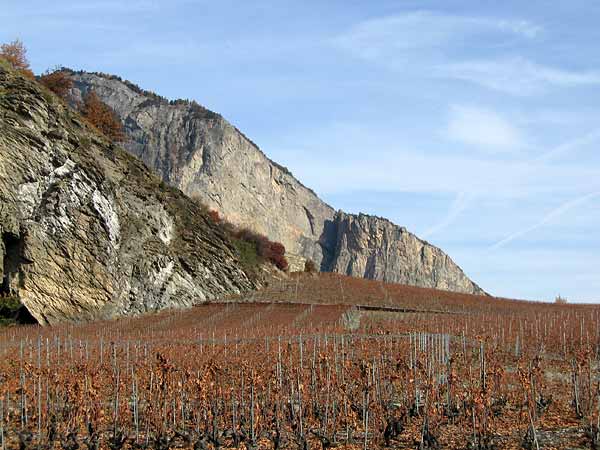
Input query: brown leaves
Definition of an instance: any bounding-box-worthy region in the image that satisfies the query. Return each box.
[39,69,73,101]
[0,39,34,79]
[80,91,126,143]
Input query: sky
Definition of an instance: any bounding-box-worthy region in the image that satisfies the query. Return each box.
[2,0,600,302]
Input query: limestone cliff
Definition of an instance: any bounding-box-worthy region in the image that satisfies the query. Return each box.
[0,66,254,325]
[67,71,486,295]
[323,212,485,294]
[68,71,334,271]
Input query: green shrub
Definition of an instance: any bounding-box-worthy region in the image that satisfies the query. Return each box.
[0,296,21,326]
[232,238,260,270]
[0,57,12,71]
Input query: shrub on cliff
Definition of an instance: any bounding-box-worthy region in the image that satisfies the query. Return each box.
[0,296,21,326]
[208,210,221,223]
[189,201,289,272]
[304,259,317,273]
[231,228,288,271]
[232,239,261,269]
[0,39,34,79]
[80,91,126,143]
[39,69,73,101]
[263,241,288,271]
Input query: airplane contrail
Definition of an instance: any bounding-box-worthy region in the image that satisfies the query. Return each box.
[422,191,473,239]
[487,128,600,249]
[490,191,600,250]
[534,129,600,163]
[424,128,600,240]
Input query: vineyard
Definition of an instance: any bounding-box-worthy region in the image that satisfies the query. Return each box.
[1,274,600,449]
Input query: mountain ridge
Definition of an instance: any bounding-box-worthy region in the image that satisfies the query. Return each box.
[68,70,485,295]
[62,69,320,194]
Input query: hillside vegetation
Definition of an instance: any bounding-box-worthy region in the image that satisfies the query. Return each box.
[1,274,599,448]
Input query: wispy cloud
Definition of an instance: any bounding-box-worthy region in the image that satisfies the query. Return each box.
[440,57,600,95]
[335,11,600,97]
[446,105,524,151]
[333,11,541,60]
[490,191,600,250]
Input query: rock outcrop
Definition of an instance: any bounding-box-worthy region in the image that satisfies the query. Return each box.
[0,66,254,325]
[323,212,485,294]
[68,71,335,272]
[68,70,486,295]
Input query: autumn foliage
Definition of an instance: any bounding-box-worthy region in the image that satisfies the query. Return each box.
[0,40,126,144]
[231,227,289,271]
[1,284,599,449]
[39,69,73,101]
[205,205,289,271]
[0,39,34,79]
[80,91,126,142]
[208,209,221,223]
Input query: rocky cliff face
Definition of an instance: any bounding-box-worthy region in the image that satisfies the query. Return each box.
[68,71,485,295]
[68,71,335,272]
[0,66,254,325]
[324,212,485,294]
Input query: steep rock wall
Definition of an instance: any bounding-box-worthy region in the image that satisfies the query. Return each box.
[68,71,486,295]
[0,66,254,324]
[323,212,485,294]
[68,71,335,270]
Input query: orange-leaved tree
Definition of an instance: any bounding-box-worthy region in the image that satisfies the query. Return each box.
[39,69,73,101]
[0,39,34,78]
[80,91,126,143]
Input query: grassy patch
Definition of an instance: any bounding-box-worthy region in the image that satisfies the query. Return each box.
[40,88,54,105]
[232,238,261,271]
[0,57,12,72]
[0,296,21,326]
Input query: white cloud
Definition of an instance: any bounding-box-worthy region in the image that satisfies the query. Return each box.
[446,105,524,151]
[494,19,543,38]
[267,119,600,203]
[333,11,541,63]
[277,144,599,199]
[440,57,600,95]
[334,12,600,97]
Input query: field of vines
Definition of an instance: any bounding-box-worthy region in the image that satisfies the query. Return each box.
[1,274,600,449]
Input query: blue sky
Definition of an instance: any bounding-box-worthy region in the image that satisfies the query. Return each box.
[3,0,600,302]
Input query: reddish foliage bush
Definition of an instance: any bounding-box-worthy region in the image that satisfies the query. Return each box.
[0,39,35,79]
[265,241,288,271]
[230,227,289,271]
[39,69,73,101]
[208,210,221,223]
[80,91,126,142]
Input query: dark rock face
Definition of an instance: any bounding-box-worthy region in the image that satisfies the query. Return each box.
[68,71,486,295]
[323,212,485,295]
[0,67,254,325]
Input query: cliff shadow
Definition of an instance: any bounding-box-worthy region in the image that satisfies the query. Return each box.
[1,232,38,325]
[1,232,20,295]
[318,218,338,272]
